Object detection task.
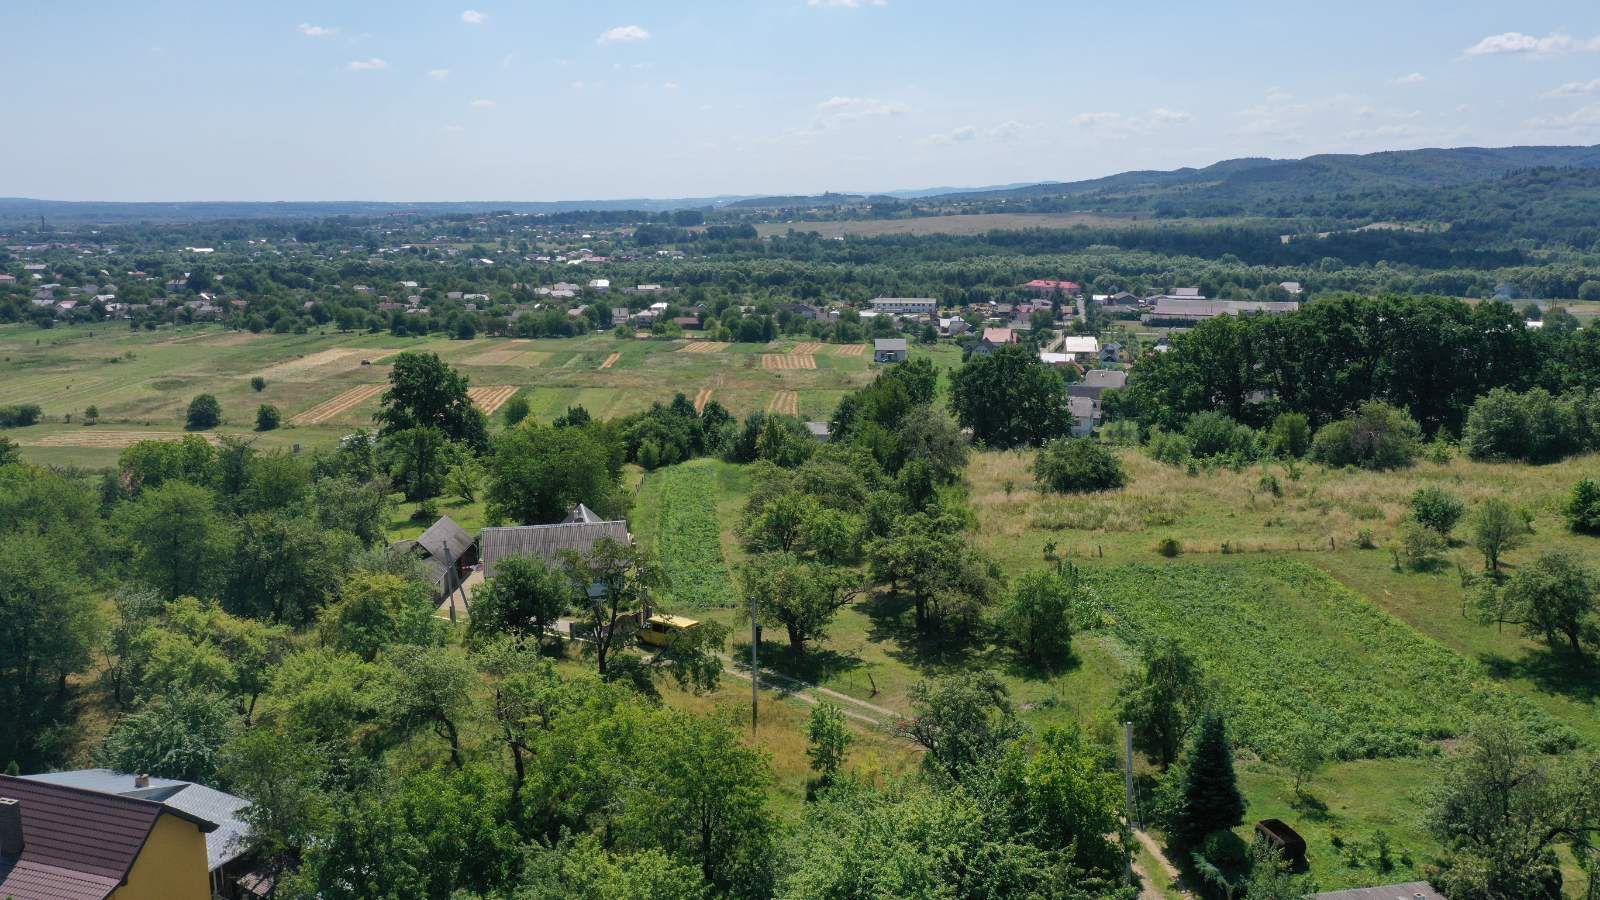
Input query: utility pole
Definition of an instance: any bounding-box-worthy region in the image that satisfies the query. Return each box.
[749,592,759,731]
[1123,721,1139,828]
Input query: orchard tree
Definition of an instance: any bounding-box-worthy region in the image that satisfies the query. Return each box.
[562,538,660,679]
[375,351,489,451]
[116,480,232,600]
[466,554,574,650]
[1118,638,1208,770]
[320,572,441,661]
[486,423,623,525]
[806,702,851,787]
[899,670,1022,785]
[949,344,1072,448]
[1472,498,1528,574]
[738,553,860,653]
[1002,566,1092,667]
[1475,552,1597,657]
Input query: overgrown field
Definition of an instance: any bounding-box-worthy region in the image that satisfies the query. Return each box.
[642,462,738,610]
[1089,559,1576,760]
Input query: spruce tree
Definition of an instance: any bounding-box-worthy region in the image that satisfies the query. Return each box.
[1172,711,1246,847]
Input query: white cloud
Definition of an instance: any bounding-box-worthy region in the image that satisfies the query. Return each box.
[1525,103,1600,130]
[817,96,909,118]
[428,68,451,80]
[470,99,496,109]
[928,125,979,145]
[989,120,1025,141]
[598,25,651,44]
[298,23,338,38]
[346,58,388,71]
[1462,31,1600,58]
[461,10,487,25]
[662,81,680,90]
[808,0,887,6]
[1392,72,1426,85]
[1546,78,1600,98]
[1072,108,1191,135]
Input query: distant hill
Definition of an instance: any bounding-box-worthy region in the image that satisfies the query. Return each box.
[931,145,1600,217]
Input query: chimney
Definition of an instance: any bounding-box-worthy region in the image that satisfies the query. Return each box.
[0,797,22,856]
[134,774,150,789]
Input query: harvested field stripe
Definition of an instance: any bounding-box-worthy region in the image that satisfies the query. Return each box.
[291,383,385,425]
[599,352,621,370]
[468,385,519,415]
[26,430,222,449]
[768,390,798,415]
[693,388,713,413]
[792,341,824,354]
[680,342,728,354]
[833,344,866,357]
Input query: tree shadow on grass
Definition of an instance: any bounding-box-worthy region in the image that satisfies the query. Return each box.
[858,589,984,671]
[1479,648,1600,704]
[727,637,863,686]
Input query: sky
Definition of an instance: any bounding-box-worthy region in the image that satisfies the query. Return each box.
[5,1,1600,202]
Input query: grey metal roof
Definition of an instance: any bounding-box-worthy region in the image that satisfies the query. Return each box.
[479,520,630,578]
[20,770,249,872]
[416,516,472,563]
[1082,369,1127,389]
[1312,883,1443,900]
[562,503,604,525]
[874,338,908,351]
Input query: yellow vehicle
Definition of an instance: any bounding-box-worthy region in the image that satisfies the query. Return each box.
[639,613,700,648]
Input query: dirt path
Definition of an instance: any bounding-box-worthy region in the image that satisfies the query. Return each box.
[714,651,903,727]
[693,388,713,412]
[599,352,621,370]
[1133,830,1193,899]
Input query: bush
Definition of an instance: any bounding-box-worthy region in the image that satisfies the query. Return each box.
[1183,411,1256,459]
[1146,427,1193,466]
[250,376,267,392]
[0,403,42,428]
[1410,486,1464,537]
[1158,537,1182,558]
[1257,474,1281,498]
[255,404,281,431]
[501,392,530,427]
[411,498,440,523]
[1566,479,1600,534]
[1399,522,1447,571]
[1033,438,1127,494]
[1309,401,1421,470]
[1462,387,1598,464]
[1265,412,1311,458]
[185,394,221,430]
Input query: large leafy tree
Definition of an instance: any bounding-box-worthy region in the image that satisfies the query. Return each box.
[562,538,660,679]
[1475,552,1598,657]
[486,423,623,525]
[321,572,441,662]
[899,670,1022,785]
[993,724,1127,874]
[116,480,232,600]
[948,344,1072,448]
[737,553,859,653]
[1118,638,1209,771]
[1002,566,1092,667]
[223,512,351,625]
[0,532,102,768]
[375,351,489,451]
[1427,720,1600,900]
[466,553,574,650]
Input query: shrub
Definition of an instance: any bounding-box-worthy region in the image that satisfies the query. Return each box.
[1033,438,1127,494]
[255,404,281,431]
[1399,522,1447,572]
[1565,479,1600,534]
[1257,474,1282,498]
[1462,387,1598,464]
[501,392,530,427]
[1183,411,1256,459]
[1356,529,1376,550]
[411,498,440,523]
[1309,401,1421,471]
[1158,537,1182,558]
[0,403,42,428]
[250,376,267,392]
[1265,412,1311,459]
[1410,486,1465,537]
[1146,427,1193,466]
[185,394,221,430]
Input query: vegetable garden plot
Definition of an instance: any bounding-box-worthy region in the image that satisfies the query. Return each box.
[1088,559,1573,760]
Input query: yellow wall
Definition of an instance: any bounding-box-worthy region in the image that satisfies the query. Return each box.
[111,813,210,900]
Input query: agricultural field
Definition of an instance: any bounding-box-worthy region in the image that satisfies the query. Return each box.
[0,323,893,468]
[633,460,741,611]
[752,212,1208,238]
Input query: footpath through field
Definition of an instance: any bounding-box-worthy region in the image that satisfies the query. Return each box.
[714,651,902,729]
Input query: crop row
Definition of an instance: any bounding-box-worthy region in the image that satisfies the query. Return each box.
[653,464,738,610]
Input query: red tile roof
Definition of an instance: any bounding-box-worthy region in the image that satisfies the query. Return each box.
[0,776,214,900]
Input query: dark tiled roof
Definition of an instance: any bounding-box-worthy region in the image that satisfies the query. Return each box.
[416,515,472,562]
[0,775,215,900]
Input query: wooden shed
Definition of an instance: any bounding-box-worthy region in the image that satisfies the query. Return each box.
[1254,819,1307,868]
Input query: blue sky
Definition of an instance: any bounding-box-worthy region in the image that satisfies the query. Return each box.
[5,1,1600,201]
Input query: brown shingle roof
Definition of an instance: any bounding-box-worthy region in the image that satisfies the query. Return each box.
[0,775,215,900]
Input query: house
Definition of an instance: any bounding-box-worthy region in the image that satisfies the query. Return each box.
[1142,299,1300,326]
[588,278,611,292]
[1022,279,1081,297]
[0,773,216,900]
[479,506,631,580]
[981,327,1018,346]
[395,516,476,600]
[671,316,701,330]
[1099,342,1124,364]
[0,274,15,284]
[1068,368,1128,403]
[1060,335,1100,361]
[870,298,937,317]
[938,316,970,336]
[804,421,832,442]
[19,770,254,898]
[612,307,630,328]
[1068,395,1098,437]
[874,338,908,364]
